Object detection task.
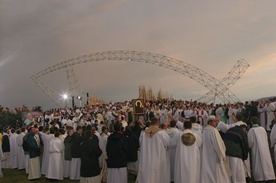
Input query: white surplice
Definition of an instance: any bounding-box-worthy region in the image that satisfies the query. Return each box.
[270,124,276,165]
[167,127,180,182]
[172,129,202,183]
[137,129,170,183]
[201,125,230,183]
[41,133,54,175]
[9,132,18,169]
[248,125,275,181]
[46,138,64,180]
[267,102,275,131]
[16,132,26,170]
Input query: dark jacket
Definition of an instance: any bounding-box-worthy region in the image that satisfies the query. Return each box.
[64,135,72,161]
[124,130,139,162]
[80,137,102,177]
[132,124,143,139]
[27,133,41,159]
[71,132,83,158]
[2,134,10,153]
[223,126,249,160]
[106,132,127,168]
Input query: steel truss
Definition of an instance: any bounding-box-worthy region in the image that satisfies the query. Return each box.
[31,50,249,106]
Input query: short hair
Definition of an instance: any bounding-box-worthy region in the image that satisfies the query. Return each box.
[251,116,259,125]
[21,127,26,132]
[236,112,243,121]
[38,126,44,132]
[102,126,107,132]
[184,121,192,129]
[170,120,176,127]
[54,132,60,138]
[114,122,122,132]
[190,116,196,123]
[49,128,55,134]
[76,126,82,131]
[150,118,159,125]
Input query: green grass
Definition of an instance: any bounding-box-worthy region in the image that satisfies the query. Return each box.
[1,169,136,183]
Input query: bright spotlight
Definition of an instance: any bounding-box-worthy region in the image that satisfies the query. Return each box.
[62,94,69,100]
[77,96,82,100]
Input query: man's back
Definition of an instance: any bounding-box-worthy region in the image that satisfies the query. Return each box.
[248,126,275,181]
[138,128,170,183]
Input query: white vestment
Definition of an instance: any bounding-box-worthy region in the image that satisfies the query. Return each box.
[80,175,101,183]
[9,132,18,169]
[16,132,26,170]
[41,133,54,175]
[46,138,64,180]
[107,167,127,183]
[270,124,276,166]
[227,156,246,183]
[167,128,180,182]
[192,123,202,137]
[258,104,267,128]
[267,102,275,131]
[137,129,170,183]
[99,133,108,169]
[201,125,230,183]
[172,129,202,183]
[248,126,275,181]
[70,158,81,180]
[28,157,41,180]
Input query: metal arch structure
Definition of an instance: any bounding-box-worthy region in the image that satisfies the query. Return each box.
[31,50,249,106]
[197,59,250,103]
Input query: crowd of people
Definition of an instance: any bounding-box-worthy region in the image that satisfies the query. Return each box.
[0,98,276,183]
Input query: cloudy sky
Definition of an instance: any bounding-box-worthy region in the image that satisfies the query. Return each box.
[1,0,276,109]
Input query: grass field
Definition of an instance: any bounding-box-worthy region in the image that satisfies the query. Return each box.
[0,169,136,183]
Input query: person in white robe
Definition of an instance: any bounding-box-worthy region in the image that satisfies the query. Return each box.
[201,115,230,183]
[99,126,108,170]
[9,129,18,169]
[258,101,267,129]
[190,116,202,137]
[41,128,55,175]
[266,99,275,131]
[46,132,64,180]
[172,120,202,183]
[248,117,275,182]
[137,117,170,183]
[223,112,249,183]
[270,119,276,167]
[167,120,180,182]
[16,128,26,170]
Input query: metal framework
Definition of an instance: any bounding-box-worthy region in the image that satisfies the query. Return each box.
[31,50,249,106]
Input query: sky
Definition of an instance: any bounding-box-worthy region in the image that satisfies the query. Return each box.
[1,0,276,110]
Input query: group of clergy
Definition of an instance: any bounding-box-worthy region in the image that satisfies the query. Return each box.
[1,98,276,183]
[136,112,276,183]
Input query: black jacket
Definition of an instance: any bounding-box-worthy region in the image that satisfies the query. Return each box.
[223,126,249,160]
[124,131,139,162]
[80,137,102,177]
[27,133,41,159]
[71,132,84,158]
[2,134,10,153]
[106,132,127,168]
